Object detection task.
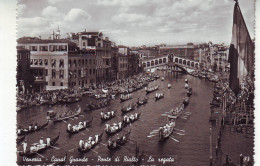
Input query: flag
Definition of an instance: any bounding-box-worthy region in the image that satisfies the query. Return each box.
[228,2,254,95]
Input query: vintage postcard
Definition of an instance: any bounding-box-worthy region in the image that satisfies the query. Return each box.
[15,0,255,165]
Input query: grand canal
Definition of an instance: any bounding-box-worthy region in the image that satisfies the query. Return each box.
[17,71,220,165]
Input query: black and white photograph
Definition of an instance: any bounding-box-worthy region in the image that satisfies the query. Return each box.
[0,0,258,165]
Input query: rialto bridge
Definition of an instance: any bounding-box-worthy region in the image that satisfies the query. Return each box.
[141,55,200,73]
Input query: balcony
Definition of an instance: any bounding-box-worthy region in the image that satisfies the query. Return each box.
[34,76,46,83]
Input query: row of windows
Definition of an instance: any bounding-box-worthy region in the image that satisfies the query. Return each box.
[51,69,64,79]
[68,59,95,67]
[119,63,128,69]
[68,79,95,87]
[68,69,96,78]
[29,45,67,52]
[30,59,64,68]
[17,53,30,60]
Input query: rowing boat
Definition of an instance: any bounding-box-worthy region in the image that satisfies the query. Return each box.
[123,112,141,124]
[159,122,175,141]
[155,93,164,100]
[19,132,60,157]
[17,121,49,136]
[145,85,159,94]
[53,107,81,122]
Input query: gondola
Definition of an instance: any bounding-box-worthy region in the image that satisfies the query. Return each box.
[187,87,192,97]
[66,117,93,134]
[145,85,159,94]
[137,97,148,106]
[155,93,164,100]
[19,132,60,157]
[107,130,131,150]
[17,136,25,144]
[159,122,175,141]
[123,112,141,124]
[105,121,126,135]
[78,132,103,153]
[86,100,110,111]
[17,121,49,136]
[50,107,81,122]
[183,97,189,105]
[121,103,136,113]
[120,93,133,102]
[168,84,172,89]
[101,110,117,121]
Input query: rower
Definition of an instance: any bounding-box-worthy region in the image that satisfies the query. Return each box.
[100,111,104,118]
[83,121,87,128]
[30,144,37,153]
[135,113,138,118]
[34,123,38,130]
[124,115,127,122]
[108,139,112,146]
[39,137,44,145]
[84,141,89,150]
[105,124,110,131]
[111,111,114,116]
[22,140,27,153]
[79,139,84,149]
[89,136,93,142]
[29,124,32,131]
[68,123,72,131]
[17,127,21,135]
[79,121,83,128]
[116,134,120,141]
[95,135,99,143]
[46,137,50,146]
[118,121,122,128]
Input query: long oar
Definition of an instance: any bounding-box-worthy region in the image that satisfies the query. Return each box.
[147,135,156,138]
[62,120,67,123]
[68,147,77,152]
[51,146,60,149]
[100,142,107,146]
[90,149,98,154]
[36,152,45,158]
[79,115,84,117]
[74,117,78,119]
[161,114,168,116]
[80,132,85,136]
[169,136,179,142]
[174,128,185,132]
[173,132,185,136]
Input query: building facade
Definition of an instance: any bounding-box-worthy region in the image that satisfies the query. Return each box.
[159,43,195,60]
[117,53,129,79]
[16,47,35,94]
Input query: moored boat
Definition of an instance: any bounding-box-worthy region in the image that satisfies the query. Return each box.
[121,103,136,113]
[137,97,148,106]
[86,100,110,111]
[145,85,159,94]
[187,87,192,97]
[120,93,133,102]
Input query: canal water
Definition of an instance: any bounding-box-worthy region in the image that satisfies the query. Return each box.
[17,71,216,165]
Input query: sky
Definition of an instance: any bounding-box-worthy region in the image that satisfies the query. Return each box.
[17,0,255,46]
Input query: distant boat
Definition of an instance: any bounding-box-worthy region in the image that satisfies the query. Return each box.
[168,84,171,89]
[161,77,165,81]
